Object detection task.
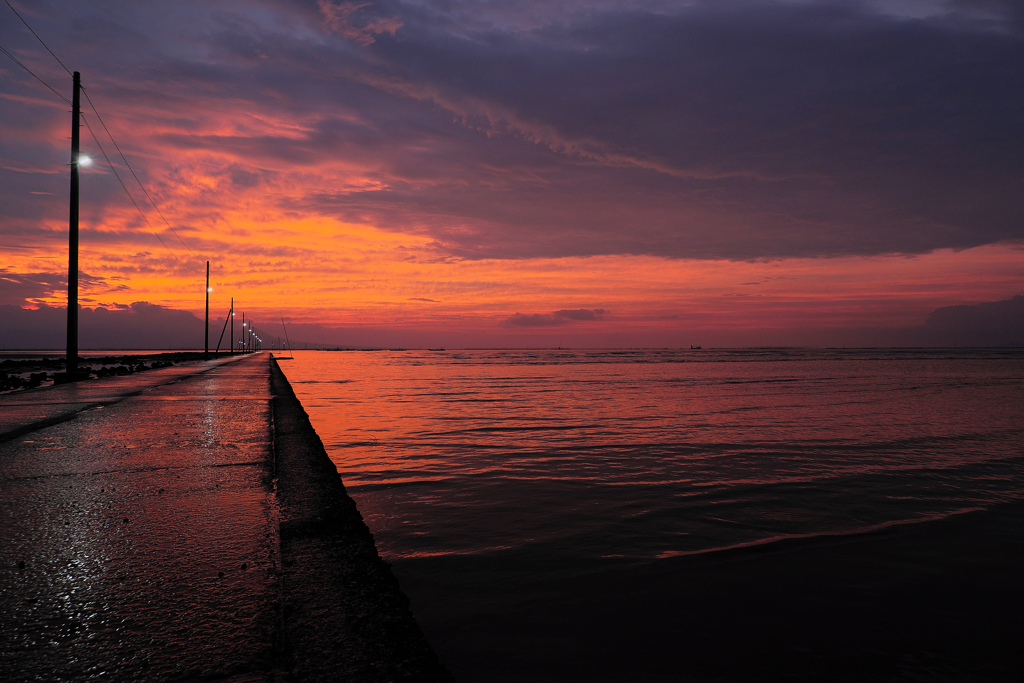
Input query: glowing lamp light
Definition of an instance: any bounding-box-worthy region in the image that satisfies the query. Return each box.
[78,155,92,166]
[207,287,213,292]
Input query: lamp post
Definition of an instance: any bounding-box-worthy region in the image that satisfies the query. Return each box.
[230,297,234,355]
[204,261,210,360]
[65,71,82,377]
[56,71,96,384]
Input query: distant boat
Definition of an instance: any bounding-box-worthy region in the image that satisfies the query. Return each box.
[691,345,701,350]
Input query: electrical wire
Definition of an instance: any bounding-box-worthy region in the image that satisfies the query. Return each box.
[3,0,206,264]
[4,0,72,76]
[81,86,202,261]
[80,113,181,261]
[0,43,182,261]
[0,41,71,105]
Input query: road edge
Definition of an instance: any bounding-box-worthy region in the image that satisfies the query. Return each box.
[269,355,454,682]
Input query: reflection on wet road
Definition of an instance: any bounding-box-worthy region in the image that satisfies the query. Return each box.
[0,354,279,681]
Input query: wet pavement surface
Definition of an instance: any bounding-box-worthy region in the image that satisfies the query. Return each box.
[1,354,281,681]
[1,353,452,683]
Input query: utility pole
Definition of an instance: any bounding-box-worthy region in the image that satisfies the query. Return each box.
[241,312,245,353]
[230,297,234,355]
[282,317,294,359]
[65,71,81,377]
[204,260,210,360]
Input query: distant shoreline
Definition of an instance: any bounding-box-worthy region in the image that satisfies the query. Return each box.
[2,345,1023,354]
[0,351,235,393]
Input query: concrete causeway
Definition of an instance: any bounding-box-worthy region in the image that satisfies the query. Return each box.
[0,353,452,682]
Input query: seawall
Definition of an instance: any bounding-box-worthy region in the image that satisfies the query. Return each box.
[270,355,454,681]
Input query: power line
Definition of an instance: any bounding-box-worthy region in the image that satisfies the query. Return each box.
[0,45,183,261]
[4,0,72,76]
[2,0,206,263]
[80,113,181,261]
[0,41,71,105]
[81,86,202,261]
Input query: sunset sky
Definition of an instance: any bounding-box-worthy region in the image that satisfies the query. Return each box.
[2,0,1022,347]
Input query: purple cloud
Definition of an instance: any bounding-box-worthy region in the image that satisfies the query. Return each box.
[1,0,1022,266]
[924,295,1024,347]
[504,308,608,327]
[0,302,205,349]
[554,309,607,321]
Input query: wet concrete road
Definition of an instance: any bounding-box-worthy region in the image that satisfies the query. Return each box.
[1,354,281,681]
[1,353,452,683]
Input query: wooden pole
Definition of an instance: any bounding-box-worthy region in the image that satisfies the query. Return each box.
[66,71,81,375]
[204,260,210,360]
[214,306,231,354]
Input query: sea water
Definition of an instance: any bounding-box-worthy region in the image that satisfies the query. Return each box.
[280,348,1024,680]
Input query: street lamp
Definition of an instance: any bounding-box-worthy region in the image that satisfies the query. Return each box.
[63,71,83,380]
[204,261,210,360]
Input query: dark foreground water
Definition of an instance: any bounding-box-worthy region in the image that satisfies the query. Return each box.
[281,348,1024,681]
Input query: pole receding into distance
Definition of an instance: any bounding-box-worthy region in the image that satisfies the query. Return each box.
[66,71,81,375]
[282,317,294,359]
